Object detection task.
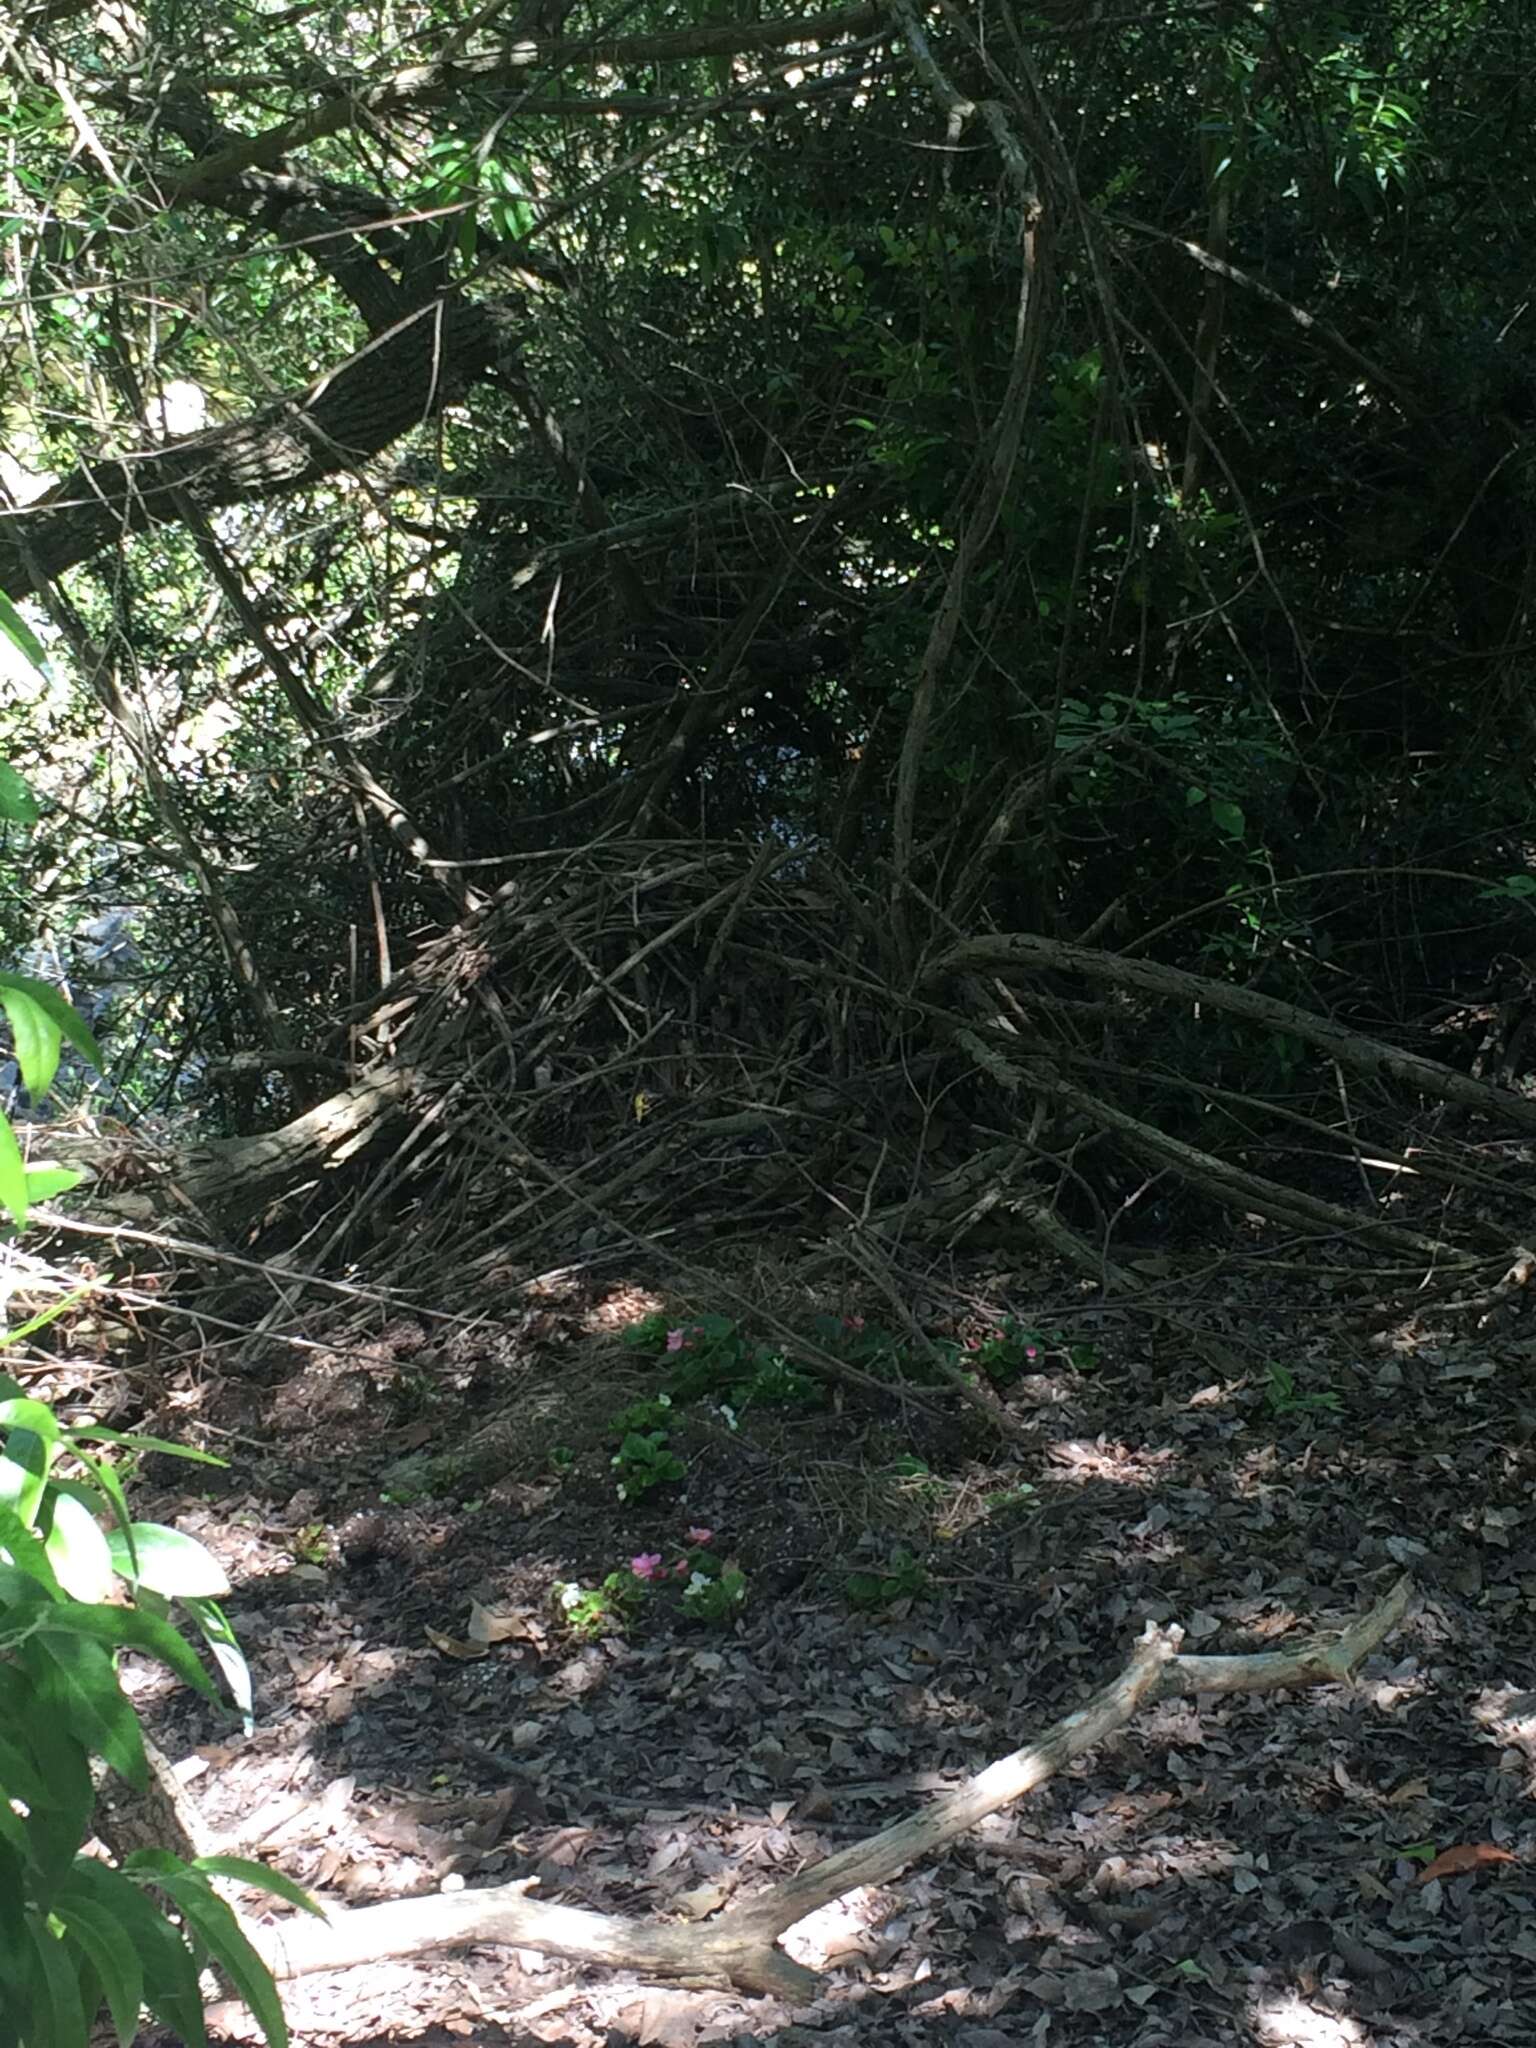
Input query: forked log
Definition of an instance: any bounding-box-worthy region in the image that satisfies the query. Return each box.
[245,1575,1415,2000]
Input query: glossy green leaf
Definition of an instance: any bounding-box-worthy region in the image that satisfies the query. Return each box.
[26,1910,88,2048]
[26,1631,147,1789]
[135,1863,287,2048]
[0,972,101,1095]
[0,1113,28,1230]
[194,1855,323,1916]
[105,1521,230,1598]
[30,1596,214,1696]
[0,980,61,1102]
[61,1449,132,1544]
[0,1717,49,1810]
[0,1397,59,1527]
[0,594,47,678]
[55,1877,147,2048]
[112,1874,207,2048]
[0,1500,60,1583]
[0,1556,58,1623]
[185,1595,253,1730]
[43,1492,114,1602]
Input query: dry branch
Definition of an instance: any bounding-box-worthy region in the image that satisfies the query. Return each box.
[931,931,1536,1132]
[239,1576,1413,2001]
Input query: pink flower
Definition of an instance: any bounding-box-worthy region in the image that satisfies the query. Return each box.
[842,1314,865,1332]
[665,1327,690,1353]
[674,1558,690,1577]
[1025,1346,1038,1360]
[686,1526,714,1546]
[631,1553,664,1580]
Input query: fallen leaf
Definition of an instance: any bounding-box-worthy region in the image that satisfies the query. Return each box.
[1417,1843,1517,1884]
[424,1624,487,1661]
[674,1881,732,1920]
[468,1597,539,1645]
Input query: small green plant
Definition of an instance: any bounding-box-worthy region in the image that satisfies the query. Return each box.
[984,1481,1039,1516]
[680,1558,747,1623]
[289,1521,331,1567]
[845,1544,928,1611]
[556,1529,745,1636]
[1263,1361,1343,1419]
[0,1378,317,2045]
[627,1315,823,1412]
[556,1570,646,1639]
[548,1444,575,1476]
[611,1392,674,1435]
[611,1429,685,1501]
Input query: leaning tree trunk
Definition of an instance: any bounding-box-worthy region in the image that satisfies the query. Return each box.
[171,1068,418,1240]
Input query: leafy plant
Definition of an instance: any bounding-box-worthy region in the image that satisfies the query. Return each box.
[611,1429,685,1502]
[984,1482,1039,1516]
[845,1544,928,1611]
[557,1530,745,1638]
[0,1384,314,2046]
[555,1570,646,1639]
[679,1557,747,1624]
[0,747,98,1230]
[1263,1361,1343,1419]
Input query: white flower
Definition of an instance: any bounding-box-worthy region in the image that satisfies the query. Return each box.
[558,1583,583,1611]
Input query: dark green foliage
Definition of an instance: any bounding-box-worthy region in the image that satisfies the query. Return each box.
[0,1382,312,2047]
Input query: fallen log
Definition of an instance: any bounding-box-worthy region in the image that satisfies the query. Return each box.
[237,1574,1414,2001]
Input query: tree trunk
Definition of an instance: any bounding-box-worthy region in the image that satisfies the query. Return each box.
[0,307,494,598]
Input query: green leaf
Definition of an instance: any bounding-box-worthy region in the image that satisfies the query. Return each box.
[193,1855,323,1917]
[62,1858,194,2028]
[0,1718,49,1811]
[30,1595,214,1696]
[61,1448,132,1544]
[43,1491,114,1602]
[0,980,62,1101]
[185,1596,253,1730]
[0,760,38,826]
[133,1864,288,2048]
[0,1396,60,1527]
[0,1287,86,1347]
[0,972,101,1093]
[105,1522,230,1598]
[26,1912,88,2048]
[1209,798,1246,840]
[54,1881,145,2048]
[0,593,47,678]
[0,1520,61,1597]
[0,1664,93,1890]
[0,1842,29,2002]
[24,1163,85,1206]
[100,1866,207,2048]
[70,1425,226,1467]
[25,1631,147,1789]
[0,1112,29,1229]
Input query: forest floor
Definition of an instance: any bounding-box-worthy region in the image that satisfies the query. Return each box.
[120,1234,1536,2048]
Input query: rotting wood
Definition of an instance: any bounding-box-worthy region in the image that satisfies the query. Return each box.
[222,1575,1414,2000]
